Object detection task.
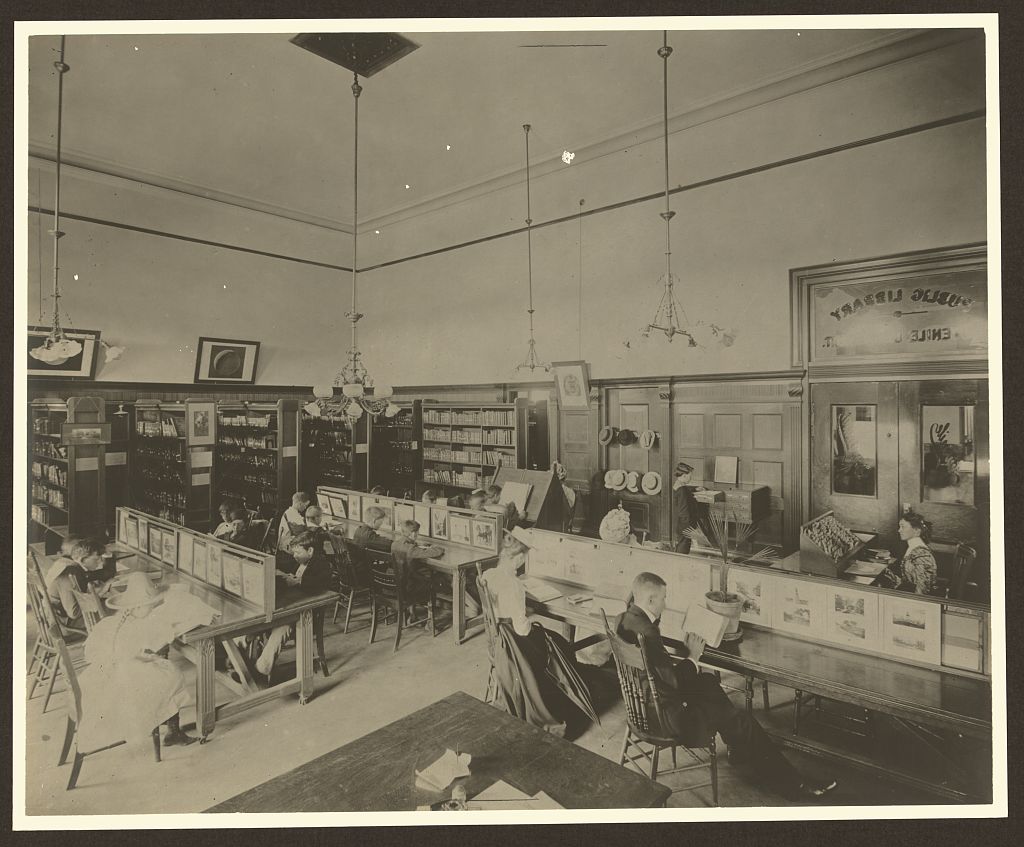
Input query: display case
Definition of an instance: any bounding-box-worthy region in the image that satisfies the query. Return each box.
[418,399,527,498]
[299,410,369,493]
[216,400,300,518]
[368,400,421,498]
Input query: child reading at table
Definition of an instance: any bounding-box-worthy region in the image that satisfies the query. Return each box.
[252,531,333,680]
[45,537,116,625]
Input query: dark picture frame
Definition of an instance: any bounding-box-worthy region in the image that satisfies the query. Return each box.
[27,326,101,380]
[194,337,260,384]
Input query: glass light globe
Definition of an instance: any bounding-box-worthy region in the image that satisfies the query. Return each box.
[385,403,401,418]
[342,383,364,398]
[346,400,365,420]
[374,384,394,399]
[312,383,334,399]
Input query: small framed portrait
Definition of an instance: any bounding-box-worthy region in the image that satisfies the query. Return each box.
[551,360,592,411]
[185,400,217,446]
[194,337,260,384]
[27,326,101,379]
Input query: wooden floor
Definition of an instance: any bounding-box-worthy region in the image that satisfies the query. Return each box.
[22,601,961,817]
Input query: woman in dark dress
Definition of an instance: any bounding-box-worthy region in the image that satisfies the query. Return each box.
[479,529,599,736]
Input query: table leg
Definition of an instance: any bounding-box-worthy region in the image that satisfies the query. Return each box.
[196,637,217,740]
[744,676,755,715]
[296,610,315,705]
[454,569,466,645]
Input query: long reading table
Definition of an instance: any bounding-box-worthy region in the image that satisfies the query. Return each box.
[320,516,497,645]
[105,544,338,739]
[524,575,991,802]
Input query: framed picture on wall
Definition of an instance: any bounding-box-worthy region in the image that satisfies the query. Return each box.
[27,326,101,379]
[193,337,260,384]
[185,400,217,446]
[551,360,591,410]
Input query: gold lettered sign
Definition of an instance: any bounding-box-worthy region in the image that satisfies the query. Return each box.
[811,269,987,364]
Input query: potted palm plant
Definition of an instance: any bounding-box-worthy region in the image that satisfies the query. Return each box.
[683,509,759,641]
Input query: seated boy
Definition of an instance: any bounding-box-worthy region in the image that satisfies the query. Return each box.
[421,489,439,505]
[45,536,116,623]
[484,484,522,528]
[353,506,393,554]
[213,506,249,542]
[390,520,444,607]
[253,531,333,680]
[277,491,313,554]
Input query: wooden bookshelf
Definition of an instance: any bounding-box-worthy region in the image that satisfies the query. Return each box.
[216,400,300,519]
[29,396,111,550]
[300,410,360,493]
[131,401,214,530]
[416,399,527,498]
[368,400,422,498]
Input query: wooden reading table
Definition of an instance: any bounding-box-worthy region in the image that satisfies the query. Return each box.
[322,516,497,645]
[525,576,991,802]
[106,545,338,739]
[207,690,671,812]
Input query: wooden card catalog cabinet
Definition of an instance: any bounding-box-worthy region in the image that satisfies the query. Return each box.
[116,506,276,622]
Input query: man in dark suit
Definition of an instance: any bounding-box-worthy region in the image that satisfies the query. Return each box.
[616,572,837,800]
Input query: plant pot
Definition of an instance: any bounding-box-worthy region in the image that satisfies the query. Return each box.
[705,592,744,642]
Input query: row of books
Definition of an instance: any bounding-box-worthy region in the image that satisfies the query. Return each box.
[423,468,481,488]
[137,418,186,438]
[32,463,67,486]
[483,449,515,466]
[32,484,66,508]
[32,419,62,434]
[136,487,187,509]
[423,408,514,426]
[219,414,273,428]
[482,430,514,446]
[31,504,52,524]
[33,441,67,460]
[218,433,278,450]
[424,447,483,464]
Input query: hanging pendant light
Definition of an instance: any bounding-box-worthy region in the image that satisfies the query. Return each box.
[30,35,82,366]
[514,124,550,373]
[639,32,736,350]
[291,33,419,420]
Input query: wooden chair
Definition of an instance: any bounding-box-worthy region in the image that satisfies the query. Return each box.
[331,538,372,633]
[50,624,162,789]
[70,583,107,634]
[949,543,978,600]
[475,563,500,705]
[601,611,719,806]
[368,555,438,653]
[27,566,70,715]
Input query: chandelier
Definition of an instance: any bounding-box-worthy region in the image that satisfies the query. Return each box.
[514,124,550,373]
[640,32,735,349]
[30,35,82,366]
[293,33,419,421]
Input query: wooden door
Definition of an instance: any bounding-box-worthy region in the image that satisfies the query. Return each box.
[603,385,670,543]
[898,380,988,556]
[810,382,901,538]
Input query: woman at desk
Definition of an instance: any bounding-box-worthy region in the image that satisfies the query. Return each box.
[479,528,598,737]
[879,511,938,595]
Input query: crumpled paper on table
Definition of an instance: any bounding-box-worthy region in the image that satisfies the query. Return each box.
[415,748,472,792]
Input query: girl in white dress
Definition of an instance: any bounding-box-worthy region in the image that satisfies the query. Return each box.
[78,572,196,751]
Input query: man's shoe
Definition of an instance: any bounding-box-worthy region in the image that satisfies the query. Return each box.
[795,779,838,800]
[163,729,199,747]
